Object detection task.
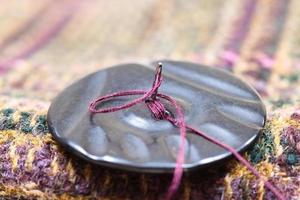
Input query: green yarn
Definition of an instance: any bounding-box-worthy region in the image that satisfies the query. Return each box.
[286,153,299,165]
[249,124,275,164]
[5,118,15,129]
[281,74,299,83]
[33,115,48,134]
[1,108,14,117]
[0,108,16,130]
[19,112,32,133]
[270,99,292,108]
[0,110,49,134]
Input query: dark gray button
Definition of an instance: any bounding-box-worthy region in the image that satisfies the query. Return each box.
[47,60,266,173]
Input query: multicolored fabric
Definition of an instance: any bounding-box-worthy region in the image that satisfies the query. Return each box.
[0,0,299,199]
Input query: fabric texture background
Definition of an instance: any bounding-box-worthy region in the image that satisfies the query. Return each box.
[0,0,299,199]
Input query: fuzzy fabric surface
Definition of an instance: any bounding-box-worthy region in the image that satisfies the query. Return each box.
[0,0,300,199]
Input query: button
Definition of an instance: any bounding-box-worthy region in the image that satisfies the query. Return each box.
[47,60,266,173]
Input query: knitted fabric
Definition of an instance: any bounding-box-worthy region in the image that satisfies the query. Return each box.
[0,0,300,199]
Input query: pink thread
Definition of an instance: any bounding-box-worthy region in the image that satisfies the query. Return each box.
[89,63,286,200]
